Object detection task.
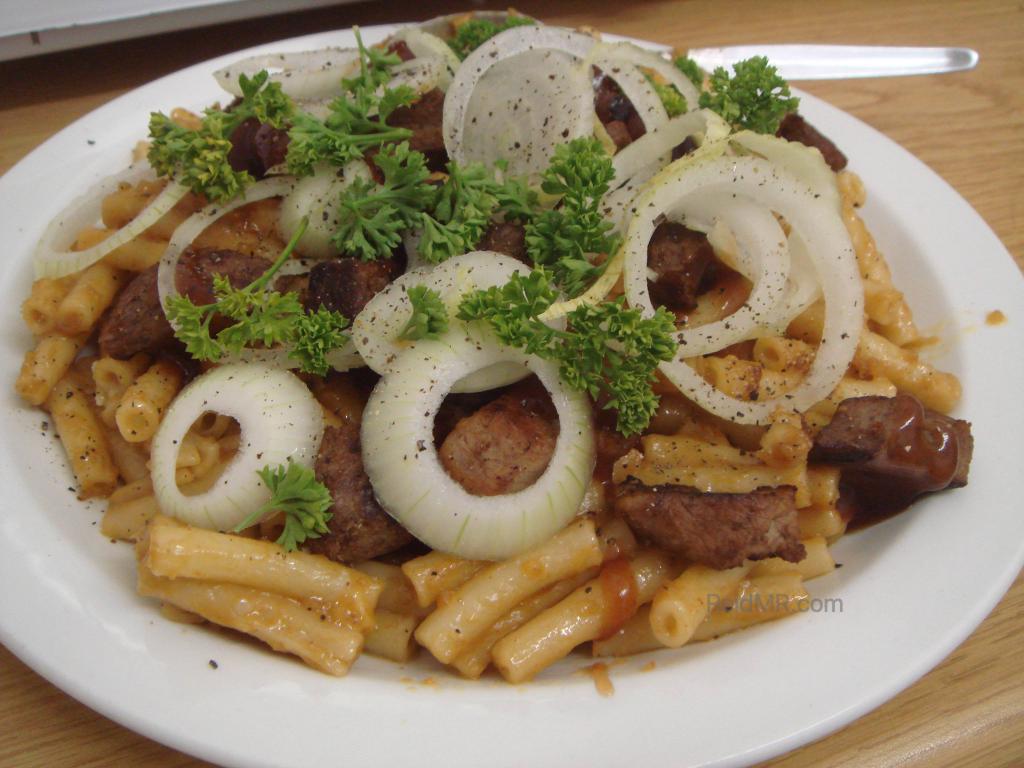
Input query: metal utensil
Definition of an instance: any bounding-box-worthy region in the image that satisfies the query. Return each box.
[687,45,979,80]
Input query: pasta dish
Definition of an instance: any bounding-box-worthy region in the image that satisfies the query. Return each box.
[14,11,973,683]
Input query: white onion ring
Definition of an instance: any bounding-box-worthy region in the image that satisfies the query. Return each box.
[214,48,361,100]
[361,326,595,560]
[388,27,460,87]
[279,161,373,259]
[443,25,596,179]
[623,148,862,424]
[590,56,669,135]
[151,363,324,530]
[352,251,538,393]
[33,163,186,279]
[587,40,701,115]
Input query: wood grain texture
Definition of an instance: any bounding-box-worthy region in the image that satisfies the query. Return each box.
[0,0,1021,766]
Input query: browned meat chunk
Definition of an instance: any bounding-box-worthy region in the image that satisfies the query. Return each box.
[810,394,973,511]
[386,39,415,62]
[477,220,528,263]
[647,222,715,311]
[671,135,698,160]
[227,118,291,179]
[615,483,805,569]
[307,422,414,562]
[387,88,447,170]
[304,253,403,319]
[439,384,559,496]
[594,73,646,144]
[98,249,269,359]
[776,113,848,171]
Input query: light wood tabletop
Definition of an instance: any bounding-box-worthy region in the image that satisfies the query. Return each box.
[1,0,1022,766]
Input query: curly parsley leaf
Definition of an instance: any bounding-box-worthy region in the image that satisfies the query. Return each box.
[458,270,678,435]
[525,137,619,297]
[698,56,799,134]
[398,286,449,341]
[644,73,688,118]
[233,459,333,551]
[447,16,536,60]
[331,141,433,260]
[673,55,704,89]
[148,70,293,201]
[285,28,415,176]
[165,216,350,374]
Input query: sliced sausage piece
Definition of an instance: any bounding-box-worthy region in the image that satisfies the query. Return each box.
[776,113,848,172]
[227,118,290,179]
[307,421,414,563]
[810,394,973,511]
[647,222,715,311]
[439,383,559,496]
[387,88,447,170]
[477,220,528,263]
[304,252,404,320]
[615,483,805,569]
[98,248,269,359]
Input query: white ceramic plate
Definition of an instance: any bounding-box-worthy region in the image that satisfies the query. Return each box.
[1,24,1022,768]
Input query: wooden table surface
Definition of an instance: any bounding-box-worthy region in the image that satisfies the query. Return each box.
[1,0,1022,766]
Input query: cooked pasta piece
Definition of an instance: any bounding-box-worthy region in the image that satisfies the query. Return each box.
[115,359,184,442]
[415,517,604,664]
[16,333,86,406]
[46,377,118,498]
[21,276,74,335]
[491,550,674,683]
[797,506,847,540]
[854,330,961,413]
[56,262,126,335]
[401,551,485,609]
[136,566,364,676]
[139,516,382,631]
[691,572,808,641]
[750,536,834,580]
[649,562,753,648]
[364,610,419,663]
[93,354,151,427]
[355,561,431,618]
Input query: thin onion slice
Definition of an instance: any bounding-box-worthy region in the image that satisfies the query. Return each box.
[214,48,361,100]
[587,40,701,115]
[34,164,187,279]
[151,363,324,530]
[279,161,373,259]
[361,326,595,560]
[353,251,538,392]
[622,147,863,424]
[590,56,669,135]
[443,25,596,179]
[388,27,460,87]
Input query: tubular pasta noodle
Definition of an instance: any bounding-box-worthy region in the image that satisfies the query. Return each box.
[415,517,604,664]
[136,566,363,677]
[104,425,151,483]
[16,333,86,406]
[21,276,74,335]
[46,377,118,499]
[401,552,486,609]
[798,506,847,540]
[139,516,381,632]
[364,610,419,663]
[56,261,126,336]
[115,359,184,442]
[854,330,961,414]
[355,561,431,618]
[93,354,151,427]
[649,562,753,648]
[749,536,834,580]
[102,493,160,541]
[691,572,808,641]
[491,550,673,683]
[450,569,598,679]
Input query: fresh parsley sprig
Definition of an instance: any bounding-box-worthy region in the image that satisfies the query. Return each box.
[644,73,688,117]
[286,28,416,176]
[233,459,333,551]
[398,286,449,341]
[698,56,799,134]
[331,141,434,260]
[673,55,704,89]
[524,137,619,298]
[458,270,678,436]
[166,216,350,375]
[148,71,293,202]
[447,16,536,60]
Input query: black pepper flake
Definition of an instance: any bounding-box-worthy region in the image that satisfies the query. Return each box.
[209,659,219,669]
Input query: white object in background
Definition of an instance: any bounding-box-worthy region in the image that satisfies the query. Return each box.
[0,0,362,61]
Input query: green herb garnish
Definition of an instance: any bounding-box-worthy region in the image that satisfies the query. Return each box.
[458,270,678,435]
[234,459,333,551]
[398,286,449,341]
[166,216,350,375]
[698,56,799,134]
[447,16,536,60]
